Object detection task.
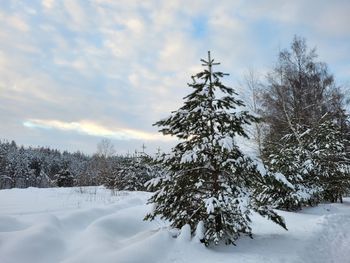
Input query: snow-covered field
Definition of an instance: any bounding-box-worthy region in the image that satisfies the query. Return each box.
[0,187,349,263]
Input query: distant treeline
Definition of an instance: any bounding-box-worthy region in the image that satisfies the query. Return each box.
[0,140,158,190]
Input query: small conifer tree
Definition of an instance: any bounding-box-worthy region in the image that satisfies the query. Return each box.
[264,130,321,210]
[106,154,155,191]
[55,169,74,187]
[145,52,286,245]
[309,119,350,203]
[265,117,350,209]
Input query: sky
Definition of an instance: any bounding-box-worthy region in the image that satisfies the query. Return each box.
[0,0,349,155]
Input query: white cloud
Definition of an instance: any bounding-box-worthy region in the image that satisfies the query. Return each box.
[23,119,174,141]
[63,0,90,31]
[9,15,30,31]
[0,13,30,32]
[42,0,55,9]
[125,18,145,35]
[241,0,350,37]
[157,34,198,72]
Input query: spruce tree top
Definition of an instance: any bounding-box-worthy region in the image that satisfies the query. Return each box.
[155,51,258,154]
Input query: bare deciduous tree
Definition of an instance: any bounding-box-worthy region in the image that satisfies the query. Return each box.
[261,36,346,155]
[240,69,266,157]
[97,139,115,158]
[96,139,115,185]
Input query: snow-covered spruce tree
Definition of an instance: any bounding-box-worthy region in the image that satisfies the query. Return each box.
[265,117,350,208]
[106,153,155,191]
[145,52,286,246]
[264,129,321,211]
[309,119,350,203]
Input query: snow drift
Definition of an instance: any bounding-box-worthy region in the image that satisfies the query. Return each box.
[0,187,349,263]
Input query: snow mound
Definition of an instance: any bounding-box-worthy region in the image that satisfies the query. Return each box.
[177,224,191,242]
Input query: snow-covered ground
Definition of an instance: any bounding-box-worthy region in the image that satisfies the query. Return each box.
[0,187,349,263]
